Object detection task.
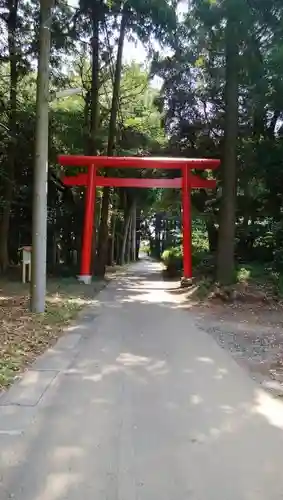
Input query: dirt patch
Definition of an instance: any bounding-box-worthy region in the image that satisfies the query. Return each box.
[198,302,283,396]
[0,277,107,390]
[170,280,283,397]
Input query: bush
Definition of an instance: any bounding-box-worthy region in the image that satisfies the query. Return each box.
[162,245,213,278]
[192,222,209,252]
[141,243,150,256]
[273,248,283,272]
[161,246,183,277]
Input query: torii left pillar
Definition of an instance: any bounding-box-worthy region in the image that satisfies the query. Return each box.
[78,164,96,284]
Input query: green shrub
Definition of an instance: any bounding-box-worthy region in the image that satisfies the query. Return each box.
[141,243,150,255]
[273,248,283,272]
[161,246,183,277]
[162,245,213,277]
[192,224,209,252]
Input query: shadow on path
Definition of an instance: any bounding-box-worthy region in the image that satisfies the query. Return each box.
[1,260,283,499]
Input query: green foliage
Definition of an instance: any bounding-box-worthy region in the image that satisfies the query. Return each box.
[0,54,166,270]
[160,218,211,277]
[1,0,283,289]
[149,0,283,284]
[192,219,209,252]
[233,262,283,298]
[161,246,183,276]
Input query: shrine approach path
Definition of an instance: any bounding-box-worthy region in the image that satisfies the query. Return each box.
[1,260,283,499]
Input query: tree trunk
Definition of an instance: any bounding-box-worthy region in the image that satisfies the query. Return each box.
[0,0,18,273]
[89,11,99,155]
[216,16,239,285]
[120,210,131,265]
[115,233,120,265]
[52,233,57,268]
[206,220,218,253]
[83,91,90,154]
[96,9,127,277]
[136,210,141,260]
[110,211,117,266]
[127,214,132,263]
[131,201,136,261]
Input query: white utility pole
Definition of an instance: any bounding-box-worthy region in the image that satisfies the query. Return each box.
[31,0,53,313]
[30,0,82,313]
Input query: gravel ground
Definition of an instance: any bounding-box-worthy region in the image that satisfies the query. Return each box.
[195,313,283,397]
[168,279,283,397]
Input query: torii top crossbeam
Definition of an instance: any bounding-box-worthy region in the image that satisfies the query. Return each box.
[58,155,220,170]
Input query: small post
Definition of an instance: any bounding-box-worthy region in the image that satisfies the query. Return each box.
[79,164,96,284]
[21,246,32,283]
[181,164,192,285]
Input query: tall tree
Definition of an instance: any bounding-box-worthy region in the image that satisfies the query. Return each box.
[95,0,177,277]
[216,2,239,284]
[0,0,76,273]
[0,0,19,271]
[96,5,128,276]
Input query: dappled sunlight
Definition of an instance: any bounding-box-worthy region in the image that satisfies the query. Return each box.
[197,356,214,364]
[2,341,283,499]
[53,446,83,462]
[107,266,191,309]
[214,367,228,380]
[174,285,202,309]
[47,293,100,307]
[83,364,121,382]
[65,324,86,333]
[190,394,203,405]
[121,287,181,304]
[35,472,82,500]
[21,370,41,387]
[0,294,13,301]
[78,352,169,385]
[117,352,151,367]
[146,360,169,375]
[253,389,283,430]
[219,404,235,414]
[117,353,169,376]
[3,261,283,498]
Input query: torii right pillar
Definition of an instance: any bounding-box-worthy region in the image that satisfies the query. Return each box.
[181,163,193,286]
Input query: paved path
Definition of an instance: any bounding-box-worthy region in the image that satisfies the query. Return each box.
[1,260,283,499]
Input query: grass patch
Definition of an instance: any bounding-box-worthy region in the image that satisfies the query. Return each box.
[235,262,268,283]
[235,262,283,298]
[183,262,279,304]
[0,278,105,390]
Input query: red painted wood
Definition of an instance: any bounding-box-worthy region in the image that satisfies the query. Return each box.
[62,175,181,188]
[58,154,220,170]
[190,176,217,189]
[182,165,192,279]
[80,165,96,277]
[97,177,182,188]
[63,174,88,186]
[62,174,217,189]
[58,154,220,282]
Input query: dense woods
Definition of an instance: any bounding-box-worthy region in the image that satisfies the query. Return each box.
[1,0,283,289]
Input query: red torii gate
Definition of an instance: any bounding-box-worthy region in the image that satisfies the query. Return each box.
[58,155,220,284]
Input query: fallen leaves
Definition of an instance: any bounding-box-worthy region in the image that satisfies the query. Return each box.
[0,291,83,390]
